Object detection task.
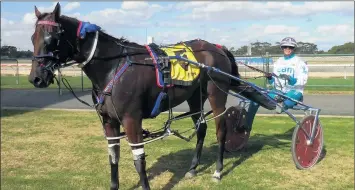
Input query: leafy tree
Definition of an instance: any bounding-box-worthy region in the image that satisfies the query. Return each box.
[296,42,318,54]
[327,42,354,54]
[234,45,248,55]
[1,45,34,58]
[1,45,17,57]
[231,41,351,56]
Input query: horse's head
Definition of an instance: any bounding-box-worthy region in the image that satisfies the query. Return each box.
[29,3,78,88]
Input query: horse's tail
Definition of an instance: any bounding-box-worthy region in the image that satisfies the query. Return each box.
[217,45,240,86]
[216,44,274,109]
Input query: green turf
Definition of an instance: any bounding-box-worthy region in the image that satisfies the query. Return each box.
[245,77,354,92]
[1,75,93,89]
[1,110,354,190]
[1,75,354,93]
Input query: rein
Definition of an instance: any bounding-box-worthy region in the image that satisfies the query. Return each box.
[236,61,274,78]
[34,18,282,114]
[35,21,154,110]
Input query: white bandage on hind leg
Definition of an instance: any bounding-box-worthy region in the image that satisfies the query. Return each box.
[132,148,145,160]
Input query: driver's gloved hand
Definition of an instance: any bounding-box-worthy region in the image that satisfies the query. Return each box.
[279,74,297,86]
[266,73,273,80]
[266,73,274,84]
[279,74,290,80]
[288,76,297,85]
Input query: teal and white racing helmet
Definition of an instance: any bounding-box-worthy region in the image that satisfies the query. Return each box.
[280,37,297,48]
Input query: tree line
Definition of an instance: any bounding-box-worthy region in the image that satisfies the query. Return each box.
[226,41,354,56]
[1,46,33,59]
[1,41,354,58]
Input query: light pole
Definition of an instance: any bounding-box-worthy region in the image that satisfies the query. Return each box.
[145,27,147,43]
[203,24,206,40]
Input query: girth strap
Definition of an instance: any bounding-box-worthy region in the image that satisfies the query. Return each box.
[150,91,167,118]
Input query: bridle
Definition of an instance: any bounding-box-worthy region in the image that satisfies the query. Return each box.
[32,20,63,72]
[32,19,82,75]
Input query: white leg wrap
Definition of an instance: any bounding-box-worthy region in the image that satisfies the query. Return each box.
[108,143,120,147]
[213,171,221,179]
[132,148,144,160]
[107,143,120,164]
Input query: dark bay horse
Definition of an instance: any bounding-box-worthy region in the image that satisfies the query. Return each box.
[28,3,268,190]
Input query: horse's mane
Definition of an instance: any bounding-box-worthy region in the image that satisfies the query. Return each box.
[57,15,138,46]
[35,12,144,48]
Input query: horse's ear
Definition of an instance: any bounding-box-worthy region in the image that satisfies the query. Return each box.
[53,2,61,20]
[34,6,41,18]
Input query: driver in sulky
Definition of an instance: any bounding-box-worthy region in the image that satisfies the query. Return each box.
[245,37,309,129]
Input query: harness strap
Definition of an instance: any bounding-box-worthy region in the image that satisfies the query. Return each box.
[150,91,167,118]
[37,20,59,27]
[77,31,99,68]
[76,21,83,37]
[144,44,173,88]
[96,60,131,104]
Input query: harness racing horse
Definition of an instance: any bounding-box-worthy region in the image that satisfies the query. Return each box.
[28,3,271,190]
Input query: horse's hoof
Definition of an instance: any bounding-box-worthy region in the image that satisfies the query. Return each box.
[185,170,197,179]
[212,171,221,182]
[110,183,118,190]
[212,176,221,183]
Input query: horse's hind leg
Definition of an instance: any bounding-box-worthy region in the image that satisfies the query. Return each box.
[207,80,229,182]
[123,115,150,190]
[185,90,208,178]
[103,116,121,190]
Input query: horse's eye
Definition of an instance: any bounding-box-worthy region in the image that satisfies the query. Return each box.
[44,32,52,45]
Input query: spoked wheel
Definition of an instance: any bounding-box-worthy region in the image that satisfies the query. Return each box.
[224,106,251,152]
[291,115,324,170]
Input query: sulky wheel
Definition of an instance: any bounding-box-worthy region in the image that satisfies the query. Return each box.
[291,115,324,170]
[224,106,251,152]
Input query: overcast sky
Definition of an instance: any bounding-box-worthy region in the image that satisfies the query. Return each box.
[1,1,354,51]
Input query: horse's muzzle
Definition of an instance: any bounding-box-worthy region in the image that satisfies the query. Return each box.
[33,77,48,88]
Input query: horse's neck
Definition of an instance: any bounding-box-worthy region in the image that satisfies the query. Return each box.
[81,33,125,91]
[58,17,127,91]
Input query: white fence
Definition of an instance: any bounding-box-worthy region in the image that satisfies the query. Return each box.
[236,63,354,79]
[1,59,354,79]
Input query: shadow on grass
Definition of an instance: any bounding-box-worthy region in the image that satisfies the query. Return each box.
[1,89,93,117]
[127,126,328,190]
[1,109,30,118]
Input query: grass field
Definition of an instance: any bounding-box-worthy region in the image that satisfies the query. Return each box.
[1,110,354,190]
[1,75,354,94]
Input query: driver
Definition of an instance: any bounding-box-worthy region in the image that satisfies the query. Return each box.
[245,37,309,129]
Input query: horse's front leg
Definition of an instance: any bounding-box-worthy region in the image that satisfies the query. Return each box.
[103,117,121,190]
[123,115,150,190]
